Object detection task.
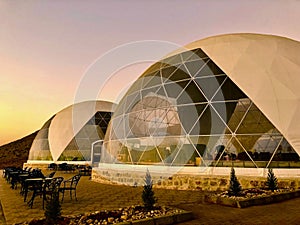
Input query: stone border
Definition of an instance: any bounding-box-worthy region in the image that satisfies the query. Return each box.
[204,190,300,208]
[115,211,193,225]
[16,210,193,225]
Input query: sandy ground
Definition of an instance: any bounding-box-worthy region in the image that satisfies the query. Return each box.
[1,170,300,225]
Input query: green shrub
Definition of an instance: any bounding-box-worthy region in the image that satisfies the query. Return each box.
[266,168,278,192]
[228,167,242,196]
[142,169,156,210]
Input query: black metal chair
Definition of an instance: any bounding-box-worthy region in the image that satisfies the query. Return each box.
[46,171,56,178]
[47,163,57,170]
[43,177,64,209]
[59,174,81,202]
[26,179,44,208]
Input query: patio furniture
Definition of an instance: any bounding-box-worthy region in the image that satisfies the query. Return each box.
[26,178,45,208]
[47,163,57,170]
[46,171,56,178]
[42,177,64,209]
[59,174,81,202]
[25,177,57,208]
[78,165,92,176]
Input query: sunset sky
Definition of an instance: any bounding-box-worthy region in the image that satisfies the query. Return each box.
[1,0,300,145]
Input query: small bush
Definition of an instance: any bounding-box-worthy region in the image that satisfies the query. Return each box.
[142,169,156,210]
[44,189,61,225]
[228,167,242,196]
[266,168,278,192]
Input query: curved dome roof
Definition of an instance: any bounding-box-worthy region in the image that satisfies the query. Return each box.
[103,33,300,167]
[29,100,116,162]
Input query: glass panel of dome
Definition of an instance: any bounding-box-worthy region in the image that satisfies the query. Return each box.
[270,138,299,163]
[206,60,225,76]
[64,139,78,150]
[188,136,209,146]
[189,109,208,135]
[194,61,214,77]
[167,65,191,82]
[234,135,259,159]
[164,80,190,98]
[114,145,128,163]
[161,54,182,67]
[137,147,163,164]
[223,99,250,133]
[204,135,231,161]
[40,140,50,150]
[89,125,102,138]
[75,127,88,138]
[123,93,140,113]
[215,140,234,165]
[77,138,92,149]
[252,135,282,165]
[191,48,209,60]
[209,106,228,134]
[95,112,111,124]
[178,64,191,76]
[99,119,109,129]
[82,126,94,138]
[195,75,227,101]
[236,103,275,134]
[183,59,209,77]
[142,72,162,89]
[161,66,179,80]
[155,86,168,97]
[225,137,257,167]
[211,102,236,126]
[180,50,199,62]
[177,81,207,104]
[141,87,161,99]
[113,101,126,117]
[189,105,227,135]
[109,116,125,139]
[212,77,247,102]
[58,149,84,161]
[171,143,199,166]
[177,104,206,134]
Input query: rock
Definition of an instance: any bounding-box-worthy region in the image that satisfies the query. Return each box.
[108,217,114,223]
[121,215,128,220]
[86,219,93,224]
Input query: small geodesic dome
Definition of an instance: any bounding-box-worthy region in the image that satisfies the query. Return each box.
[28,100,115,163]
[102,33,300,169]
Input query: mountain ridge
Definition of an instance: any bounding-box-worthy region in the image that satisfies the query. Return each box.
[0,131,38,169]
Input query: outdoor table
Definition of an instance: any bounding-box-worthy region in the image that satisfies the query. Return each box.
[23,178,53,203]
[19,174,30,195]
[8,171,22,189]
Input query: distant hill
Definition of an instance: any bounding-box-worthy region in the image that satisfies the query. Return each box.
[0,131,38,169]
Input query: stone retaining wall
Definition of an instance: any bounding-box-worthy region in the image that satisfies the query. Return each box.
[23,163,50,170]
[92,168,300,191]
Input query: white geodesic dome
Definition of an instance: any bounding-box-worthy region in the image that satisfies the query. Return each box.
[28,100,115,162]
[102,33,300,169]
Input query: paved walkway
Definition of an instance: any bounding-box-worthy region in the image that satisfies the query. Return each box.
[1,171,300,224]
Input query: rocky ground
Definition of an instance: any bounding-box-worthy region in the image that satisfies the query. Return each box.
[215,188,294,200]
[15,205,183,225]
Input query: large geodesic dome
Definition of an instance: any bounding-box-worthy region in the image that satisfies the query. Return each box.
[102,33,300,169]
[28,101,115,163]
